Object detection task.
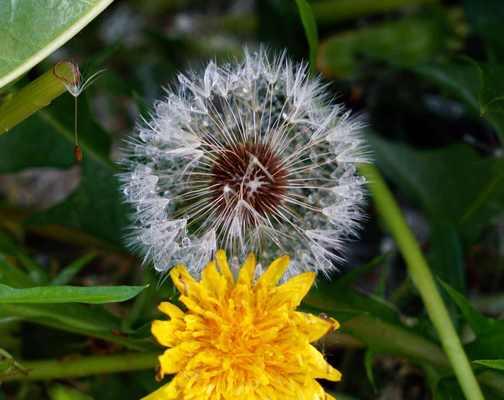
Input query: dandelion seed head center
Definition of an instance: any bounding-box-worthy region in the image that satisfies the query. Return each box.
[209,142,287,217]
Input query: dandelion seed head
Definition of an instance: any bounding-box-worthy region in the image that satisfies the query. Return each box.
[120,48,368,276]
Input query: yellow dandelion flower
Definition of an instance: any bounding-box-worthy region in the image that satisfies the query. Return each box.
[143,250,341,400]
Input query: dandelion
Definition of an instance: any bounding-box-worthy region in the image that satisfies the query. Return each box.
[120,48,367,276]
[143,250,341,400]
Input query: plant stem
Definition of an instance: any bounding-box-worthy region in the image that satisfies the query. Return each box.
[359,164,484,400]
[2,352,158,382]
[0,63,73,135]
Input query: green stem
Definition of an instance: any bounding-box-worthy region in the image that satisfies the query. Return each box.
[359,164,484,400]
[0,63,73,135]
[2,352,158,382]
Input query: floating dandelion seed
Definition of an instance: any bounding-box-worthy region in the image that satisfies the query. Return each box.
[53,61,106,162]
[120,48,368,276]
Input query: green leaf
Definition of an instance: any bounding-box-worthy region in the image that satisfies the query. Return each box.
[441,282,504,361]
[439,280,494,336]
[51,252,97,285]
[28,155,129,248]
[416,60,504,144]
[368,133,504,240]
[318,15,454,78]
[0,284,147,304]
[0,0,114,88]
[474,360,504,372]
[294,0,318,71]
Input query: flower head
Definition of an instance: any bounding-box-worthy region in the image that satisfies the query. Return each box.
[121,48,367,276]
[143,250,341,400]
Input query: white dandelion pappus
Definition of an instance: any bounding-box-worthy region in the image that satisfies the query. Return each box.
[120,49,368,277]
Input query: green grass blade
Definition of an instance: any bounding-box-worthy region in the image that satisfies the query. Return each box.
[0,284,147,304]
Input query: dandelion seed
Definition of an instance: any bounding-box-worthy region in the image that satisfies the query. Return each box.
[143,250,341,400]
[120,48,368,276]
[53,61,106,162]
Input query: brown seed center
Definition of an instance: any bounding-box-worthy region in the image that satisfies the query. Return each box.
[210,142,287,219]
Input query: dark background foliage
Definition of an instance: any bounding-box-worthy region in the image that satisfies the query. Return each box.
[1,0,504,399]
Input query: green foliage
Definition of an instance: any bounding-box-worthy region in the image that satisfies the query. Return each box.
[441,281,504,361]
[0,0,113,88]
[294,0,318,72]
[0,284,146,304]
[368,133,504,241]
[417,60,504,144]
[473,360,504,372]
[318,14,455,78]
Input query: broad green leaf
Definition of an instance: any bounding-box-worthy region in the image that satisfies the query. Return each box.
[0,89,126,248]
[0,284,146,304]
[0,111,74,171]
[368,133,504,240]
[416,60,504,144]
[318,15,454,78]
[28,155,129,248]
[474,360,504,372]
[51,252,97,285]
[294,0,318,71]
[0,0,114,88]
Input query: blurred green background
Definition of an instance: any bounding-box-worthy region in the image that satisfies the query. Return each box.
[1,0,504,399]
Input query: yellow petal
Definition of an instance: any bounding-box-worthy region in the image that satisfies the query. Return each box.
[141,379,178,400]
[158,341,199,376]
[158,302,184,320]
[306,344,342,381]
[170,265,198,296]
[151,319,184,347]
[215,249,234,284]
[270,272,315,309]
[237,253,256,286]
[293,311,339,342]
[256,255,289,288]
[201,260,228,299]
